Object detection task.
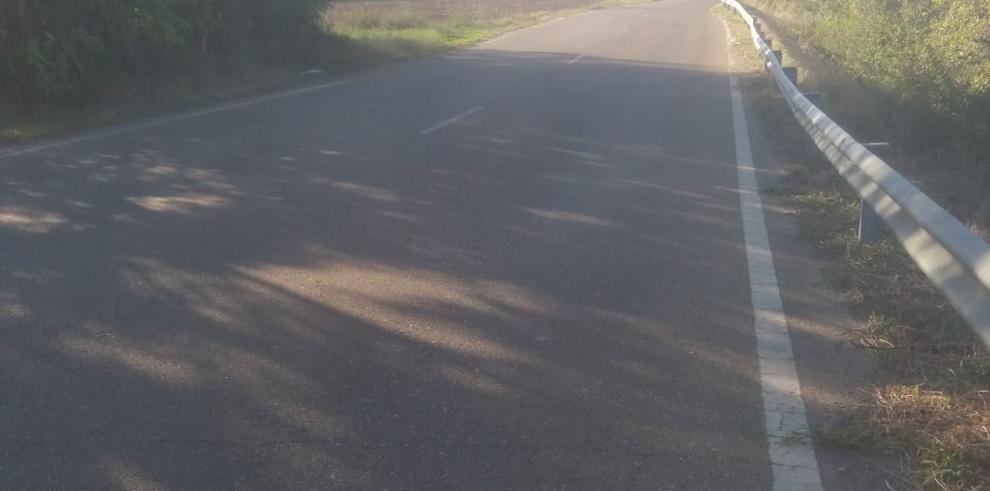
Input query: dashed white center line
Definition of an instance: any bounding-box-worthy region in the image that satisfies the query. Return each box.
[418,106,486,136]
[566,53,587,65]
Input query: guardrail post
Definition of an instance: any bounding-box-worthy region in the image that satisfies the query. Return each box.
[858,142,891,244]
[782,66,798,84]
[859,198,884,244]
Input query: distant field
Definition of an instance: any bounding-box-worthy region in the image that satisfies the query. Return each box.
[325,0,642,55]
[327,0,628,21]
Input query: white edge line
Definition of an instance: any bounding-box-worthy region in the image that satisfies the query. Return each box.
[0,78,352,160]
[418,106,486,136]
[722,18,825,491]
[566,53,588,65]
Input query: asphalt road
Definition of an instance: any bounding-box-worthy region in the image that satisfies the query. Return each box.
[1,1,876,489]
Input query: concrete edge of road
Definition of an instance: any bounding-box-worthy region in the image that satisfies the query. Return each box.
[720,15,912,491]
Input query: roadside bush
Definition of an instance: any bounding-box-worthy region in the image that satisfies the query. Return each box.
[0,0,331,108]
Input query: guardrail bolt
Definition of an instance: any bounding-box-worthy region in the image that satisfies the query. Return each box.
[782,66,798,84]
[858,142,891,244]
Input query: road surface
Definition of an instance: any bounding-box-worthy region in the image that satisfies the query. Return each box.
[0,0,886,489]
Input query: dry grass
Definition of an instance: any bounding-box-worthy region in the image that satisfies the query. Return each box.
[327,0,636,24]
[769,109,990,491]
[325,0,646,57]
[873,386,990,490]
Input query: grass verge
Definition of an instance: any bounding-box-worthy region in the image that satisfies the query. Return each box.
[740,2,990,235]
[325,0,646,57]
[772,138,990,491]
[718,6,990,490]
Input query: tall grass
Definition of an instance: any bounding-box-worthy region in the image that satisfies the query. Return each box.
[0,0,345,143]
[756,0,990,170]
[325,0,645,56]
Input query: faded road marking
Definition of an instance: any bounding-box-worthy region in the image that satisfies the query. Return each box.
[725,20,824,491]
[418,106,486,136]
[566,53,587,65]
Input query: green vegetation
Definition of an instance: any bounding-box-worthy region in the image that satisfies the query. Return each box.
[332,4,492,45]
[0,0,341,143]
[328,5,521,59]
[0,0,644,145]
[326,0,644,59]
[752,0,990,171]
[1,0,332,106]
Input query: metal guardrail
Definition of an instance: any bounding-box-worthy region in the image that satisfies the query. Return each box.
[720,0,990,348]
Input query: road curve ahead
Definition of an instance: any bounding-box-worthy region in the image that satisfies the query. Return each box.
[2,0,848,489]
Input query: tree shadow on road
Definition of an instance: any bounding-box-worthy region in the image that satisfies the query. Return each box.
[2,51,780,489]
